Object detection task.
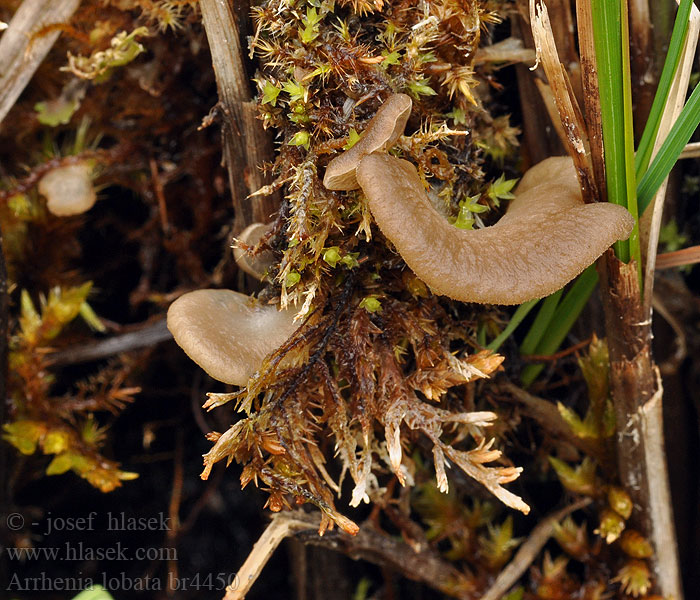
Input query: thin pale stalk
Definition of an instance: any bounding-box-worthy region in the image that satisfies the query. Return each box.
[679,140,700,157]
[655,245,700,269]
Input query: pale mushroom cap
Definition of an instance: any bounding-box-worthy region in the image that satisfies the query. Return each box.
[233,222,275,280]
[167,289,299,385]
[38,163,96,216]
[356,154,635,305]
[323,93,412,191]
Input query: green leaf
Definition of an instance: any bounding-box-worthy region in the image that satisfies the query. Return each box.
[359,295,382,313]
[406,77,437,98]
[487,174,518,206]
[70,586,115,600]
[486,299,539,352]
[519,289,563,356]
[261,81,281,106]
[591,0,639,267]
[344,128,361,150]
[638,78,700,213]
[520,266,598,387]
[288,130,310,149]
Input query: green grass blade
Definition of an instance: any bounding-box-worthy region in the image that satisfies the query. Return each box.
[620,0,642,276]
[635,0,693,179]
[519,290,563,356]
[638,79,700,213]
[592,0,630,262]
[486,299,539,352]
[520,266,599,387]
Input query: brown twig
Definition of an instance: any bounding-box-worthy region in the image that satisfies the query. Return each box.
[149,157,170,235]
[521,337,592,362]
[46,318,171,367]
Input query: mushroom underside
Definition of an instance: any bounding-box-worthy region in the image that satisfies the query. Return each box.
[167,289,298,385]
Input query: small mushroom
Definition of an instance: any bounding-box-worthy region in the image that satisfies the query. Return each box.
[323,93,412,191]
[233,222,275,280]
[38,162,96,216]
[167,289,298,385]
[355,153,634,305]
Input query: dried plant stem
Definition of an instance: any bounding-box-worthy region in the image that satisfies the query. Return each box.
[575,0,606,201]
[481,498,591,600]
[0,0,81,125]
[529,0,597,202]
[656,245,700,270]
[199,0,278,233]
[679,140,700,157]
[46,318,171,366]
[597,251,682,600]
[224,511,473,600]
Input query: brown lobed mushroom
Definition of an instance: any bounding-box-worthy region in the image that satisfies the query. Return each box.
[323,93,412,191]
[166,289,298,385]
[38,162,97,216]
[354,153,635,305]
[233,222,275,280]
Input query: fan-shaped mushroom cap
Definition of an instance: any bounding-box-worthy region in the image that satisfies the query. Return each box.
[167,289,298,385]
[38,163,96,216]
[233,222,275,280]
[356,154,635,305]
[323,93,412,191]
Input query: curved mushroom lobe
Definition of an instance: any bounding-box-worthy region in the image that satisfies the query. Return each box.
[323,93,412,191]
[356,154,635,305]
[167,289,298,385]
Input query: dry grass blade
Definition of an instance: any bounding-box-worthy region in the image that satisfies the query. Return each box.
[199,0,278,233]
[642,1,700,317]
[575,0,605,201]
[655,245,700,270]
[679,140,700,157]
[0,0,82,125]
[529,0,597,203]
